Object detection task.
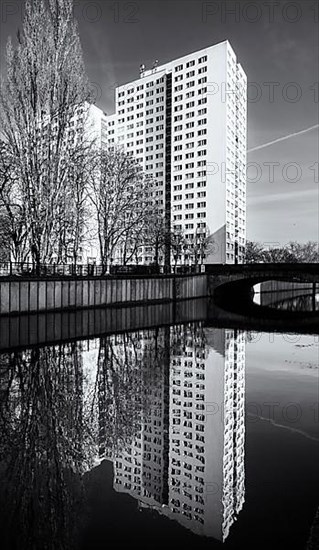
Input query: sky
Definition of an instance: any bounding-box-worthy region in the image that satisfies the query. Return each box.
[0,0,318,246]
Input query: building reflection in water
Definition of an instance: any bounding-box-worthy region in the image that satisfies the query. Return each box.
[98,323,246,542]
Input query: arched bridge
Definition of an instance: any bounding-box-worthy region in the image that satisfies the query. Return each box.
[206,263,319,327]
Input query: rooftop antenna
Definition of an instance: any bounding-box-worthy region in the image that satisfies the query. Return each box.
[152,59,159,73]
[140,63,146,77]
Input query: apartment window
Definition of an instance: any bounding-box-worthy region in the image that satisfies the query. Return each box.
[156,106,164,112]
[186,142,194,149]
[175,94,183,102]
[186,91,195,98]
[185,213,194,219]
[185,182,194,189]
[198,118,207,126]
[174,155,182,161]
[174,85,183,92]
[197,191,206,198]
[174,184,182,190]
[174,135,182,141]
[198,66,207,74]
[186,152,194,158]
[198,108,207,116]
[186,132,194,139]
[175,64,183,71]
[197,202,206,208]
[198,55,207,63]
[186,81,195,88]
[198,87,207,95]
[198,139,207,146]
[198,149,206,156]
[185,193,194,199]
[186,101,195,109]
[174,195,182,201]
[185,203,194,210]
[197,160,206,167]
[174,115,182,122]
[197,181,206,187]
[175,74,183,82]
[186,122,194,129]
[186,70,195,78]
[174,145,182,151]
[197,170,206,177]
[198,98,207,105]
[186,59,195,68]
[156,115,164,121]
[174,105,183,112]
[174,125,182,132]
[185,163,194,169]
[198,129,207,135]
[198,77,207,85]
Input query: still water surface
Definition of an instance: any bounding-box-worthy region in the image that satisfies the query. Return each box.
[0,292,318,549]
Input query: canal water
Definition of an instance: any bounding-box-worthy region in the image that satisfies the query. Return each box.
[0,288,318,549]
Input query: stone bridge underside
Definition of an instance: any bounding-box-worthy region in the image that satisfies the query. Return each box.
[206,263,319,333]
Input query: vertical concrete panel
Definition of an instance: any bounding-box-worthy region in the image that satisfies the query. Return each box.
[89,280,95,307]
[130,279,135,302]
[54,281,62,310]
[19,282,29,313]
[106,280,111,304]
[95,280,101,306]
[0,282,10,314]
[10,282,19,313]
[38,281,46,311]
[69,281,76,308]
[46,281,54,310]
[100,280,105,305]
[116,279,121,303]
[126,279,130,303]
[76,280,82,307]
[111,280,117,303]
[30,282,38,312]
[62,281,69,308]
[82,281,89,307]
[122,279,126,302]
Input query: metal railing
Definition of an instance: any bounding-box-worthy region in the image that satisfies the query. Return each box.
[0,261,205,278]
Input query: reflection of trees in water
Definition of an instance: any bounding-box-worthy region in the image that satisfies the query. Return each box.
[0,343,96,550]
[271,294,318,312]
[170,321,208,359]
[97,328,169,457]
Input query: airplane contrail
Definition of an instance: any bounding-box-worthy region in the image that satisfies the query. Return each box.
[248,124,319,153]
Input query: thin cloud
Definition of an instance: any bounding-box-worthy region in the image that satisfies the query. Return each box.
[248,125,319,153]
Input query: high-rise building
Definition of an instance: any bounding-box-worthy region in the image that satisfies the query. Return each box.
[102,40,247,264]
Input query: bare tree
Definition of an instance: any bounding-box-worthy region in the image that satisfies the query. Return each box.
[0,142,29,263]
[88,148,151,270]
[184,225,212,266]
[0,0,92,267]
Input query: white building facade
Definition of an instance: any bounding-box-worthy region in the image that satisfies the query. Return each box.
[102,40,247,264]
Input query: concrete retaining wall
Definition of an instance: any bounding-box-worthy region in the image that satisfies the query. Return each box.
[0,275,208,316]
